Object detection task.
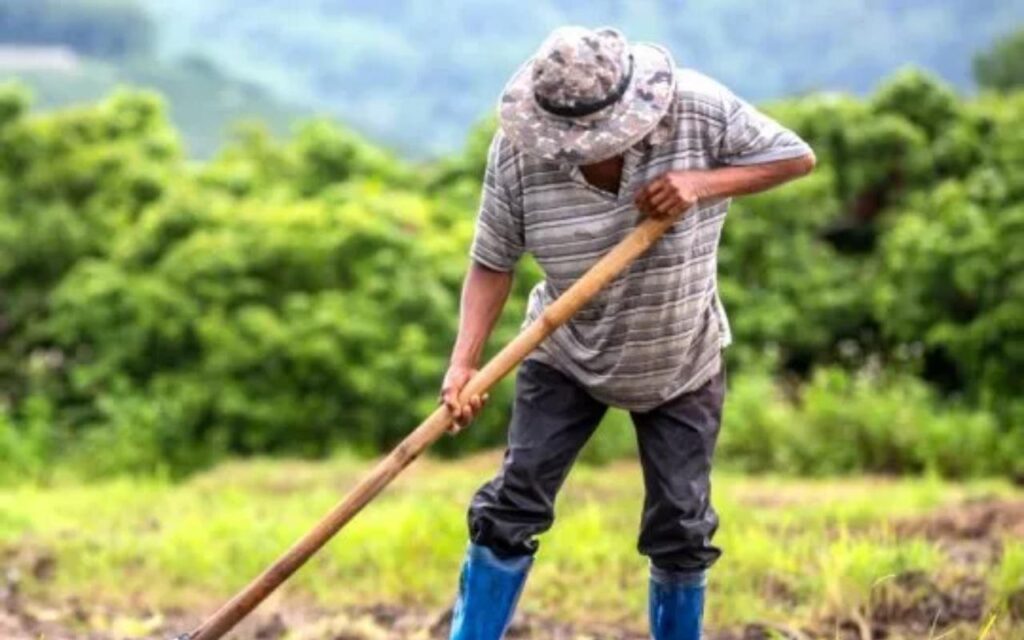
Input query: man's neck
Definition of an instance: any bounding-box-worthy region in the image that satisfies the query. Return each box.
[579,155,625,194]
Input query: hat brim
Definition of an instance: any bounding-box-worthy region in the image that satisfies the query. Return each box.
[498,42,676,164]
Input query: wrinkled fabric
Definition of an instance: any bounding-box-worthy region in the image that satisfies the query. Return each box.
[499,25,676,164]
[467,358,725,572]
[449,543,532,640]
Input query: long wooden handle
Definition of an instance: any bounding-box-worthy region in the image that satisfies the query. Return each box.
[182,214,677,640]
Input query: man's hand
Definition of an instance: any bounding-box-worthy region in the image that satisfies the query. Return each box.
[635,170,705,219]
[442,262,512,434]
[440,362,488,434]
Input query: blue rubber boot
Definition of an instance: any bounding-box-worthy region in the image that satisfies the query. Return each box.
[449,543,533,640]
[649,567,707,640]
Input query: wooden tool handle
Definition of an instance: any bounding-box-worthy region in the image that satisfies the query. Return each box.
[184,213,677,640]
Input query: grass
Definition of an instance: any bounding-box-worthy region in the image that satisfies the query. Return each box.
[992,541,1024,619]
[1,452,1021,638]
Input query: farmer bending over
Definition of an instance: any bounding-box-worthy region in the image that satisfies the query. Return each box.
[441,26,815,640]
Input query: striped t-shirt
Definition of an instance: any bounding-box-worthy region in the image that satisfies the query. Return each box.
[470,68,813,411]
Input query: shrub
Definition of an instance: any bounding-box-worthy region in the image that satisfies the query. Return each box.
[42,187,476,471]
[0,394,58,483]
[974,27,1024,92]
[874,182,1024,417]
[1,75,1022,479]
[719,366,1009,478]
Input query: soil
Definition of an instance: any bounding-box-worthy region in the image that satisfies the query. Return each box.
[0,584,1012,640]
[0,597,653,640]
[3,498,1023,640]
[894,497,1024,542]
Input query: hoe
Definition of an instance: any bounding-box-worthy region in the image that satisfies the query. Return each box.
[173,213,679,640]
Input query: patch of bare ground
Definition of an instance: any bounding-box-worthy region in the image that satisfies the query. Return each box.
[894,497,1024,542]
[895,497,1024,586]
[0,593,1012,640]
[820,497,1024,640]
[0,596,655,640]
[0,595,837,640]
[868,571,987,633]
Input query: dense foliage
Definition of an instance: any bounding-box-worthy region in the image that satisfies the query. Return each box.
[0,68,1021,480]
[974,26,1024,91]
[140,0,1024,154]
[720,366,1022,478]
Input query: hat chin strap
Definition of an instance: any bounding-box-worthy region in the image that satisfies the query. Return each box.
[535,54,634,118]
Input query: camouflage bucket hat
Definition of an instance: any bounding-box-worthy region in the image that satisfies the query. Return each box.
[499,26,676,164]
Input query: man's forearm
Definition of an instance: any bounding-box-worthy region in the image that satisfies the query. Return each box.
[636,154,816,218]
[695,154,816,201]
[450,261,514,367]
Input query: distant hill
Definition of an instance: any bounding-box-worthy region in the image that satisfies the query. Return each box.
[3,0,1023,157]
[0,0,310,157]
[138,0,1024,156]
[1,53,308,158]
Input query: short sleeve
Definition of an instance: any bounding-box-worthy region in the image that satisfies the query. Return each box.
[715,86,813,166]
[469,133,525,272]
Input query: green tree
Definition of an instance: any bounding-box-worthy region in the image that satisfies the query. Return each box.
[44,187,466,472]
[3,69,1023,479]
[0,86,181,416]
[875,184,1024,419]
[974,27,1024,91]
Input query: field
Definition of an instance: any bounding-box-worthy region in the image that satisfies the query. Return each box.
[2,452,1022,640]
[1,3,1023,640]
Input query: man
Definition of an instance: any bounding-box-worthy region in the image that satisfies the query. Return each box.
[441,26,815,640]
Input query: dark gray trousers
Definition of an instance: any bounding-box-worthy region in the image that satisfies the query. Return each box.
[468,358,725,573]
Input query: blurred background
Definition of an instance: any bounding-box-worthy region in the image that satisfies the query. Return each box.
[1,1,1023,639]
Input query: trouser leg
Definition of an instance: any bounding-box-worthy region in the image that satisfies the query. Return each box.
[632,363,726,640]
[450,359,606,640]
[631,362,726,572]
[468,358,608,556]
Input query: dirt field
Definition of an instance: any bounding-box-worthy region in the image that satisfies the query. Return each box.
[3,454,1023,640]
[3,496,1022,640]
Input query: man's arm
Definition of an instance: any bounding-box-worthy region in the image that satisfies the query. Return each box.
[635,154,816,219]
[441,261,514,432]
